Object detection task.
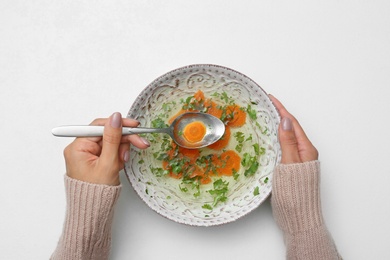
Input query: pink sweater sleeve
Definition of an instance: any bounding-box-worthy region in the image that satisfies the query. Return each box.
[51,176,121,260]
[271,161,342,260]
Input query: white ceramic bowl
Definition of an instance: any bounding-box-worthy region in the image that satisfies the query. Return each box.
[125,64,281,226]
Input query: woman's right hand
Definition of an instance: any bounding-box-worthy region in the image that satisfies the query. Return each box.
[63,112,150,186]
[269,95,318,164]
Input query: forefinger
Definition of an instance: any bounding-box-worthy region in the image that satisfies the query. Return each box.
[87,116,150,149]
[90,117,140,127]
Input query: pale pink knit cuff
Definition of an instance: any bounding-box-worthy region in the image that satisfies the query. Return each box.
[271,160,323,233]
[51,176,121,260]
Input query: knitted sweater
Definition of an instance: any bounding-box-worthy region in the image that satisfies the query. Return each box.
[51,161,341,259]
[51,176,121,260]
[271,161,342,259]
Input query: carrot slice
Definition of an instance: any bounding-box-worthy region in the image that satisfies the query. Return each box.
[163,160,183,179]
[183,121,207,143]
[207,125,231,150]
[189,165,204,178]
[213,150,241,176]
[179,146,200,163]
[226,105,246,127]
[169,171,183,179]
[200,175,212,184]
[206,101,223,119]
[194,90,205,101]
[189,165,212,185]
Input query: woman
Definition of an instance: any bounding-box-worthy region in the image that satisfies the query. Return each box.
[51,96,342,259]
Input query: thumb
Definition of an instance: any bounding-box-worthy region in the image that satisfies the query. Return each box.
[279,117,301,164]
[100,112,123,163]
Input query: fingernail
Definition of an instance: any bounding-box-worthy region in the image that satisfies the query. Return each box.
[110,112,121,128]
[140,137,150,147]
[123,150,130,162]
[281,117,292,131]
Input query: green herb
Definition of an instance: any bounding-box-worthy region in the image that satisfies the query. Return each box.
[253,186,260,196]
[241,153,253,167]
[151,117,168,128]
[155,152,169,161]
[149,166,169,177]
[181,95,203,110]
[179,185,188,193]
[138,159,144,164]
[211,92,231,104]
[196,154,216,175]
[160,136,172,152]
[233,169,239,180]
[235,143,243,153]
[219,105,228,122]
[202,204,213,210]
[162,101,176,112]
[208,179,229,207]
[253,143,260,155]
[261,126,269,135]
[234,131,245,143]
[234,132,245,153]
[252,143,266,156]
[264,177,269,184]
[221,92,230,103]
[241,153,260,177]
[166,196,171,199]
[246,104,257,120]
[168,157,190,175]
[193,188,201,198]
[244,161,259,176]
[180,176,201,198]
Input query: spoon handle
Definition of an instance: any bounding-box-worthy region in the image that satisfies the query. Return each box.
[52,125,169,137]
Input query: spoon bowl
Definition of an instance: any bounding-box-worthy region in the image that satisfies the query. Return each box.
[170,112,225,149]
[52,112,225,149]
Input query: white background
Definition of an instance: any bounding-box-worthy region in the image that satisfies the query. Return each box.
[1,1,389,259]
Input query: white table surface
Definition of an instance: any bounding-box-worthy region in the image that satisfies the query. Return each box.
[1,1,390,259]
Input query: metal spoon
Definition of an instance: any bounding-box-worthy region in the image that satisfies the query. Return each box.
[51,112,225,149]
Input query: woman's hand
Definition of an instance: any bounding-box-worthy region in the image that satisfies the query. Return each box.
[63,112,150,186]
[269,95,318,164]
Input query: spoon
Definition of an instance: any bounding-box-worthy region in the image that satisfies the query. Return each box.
[51,112,225,149]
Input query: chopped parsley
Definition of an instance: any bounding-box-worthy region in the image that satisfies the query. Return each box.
[208,179,229,207]
[150,166,169,177]
[151,117,168,128]
[241,152,259,177]
[202,204,213,210]
[162,101,176,113]
[232,169,240,180]
[246,104,257,120]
